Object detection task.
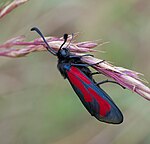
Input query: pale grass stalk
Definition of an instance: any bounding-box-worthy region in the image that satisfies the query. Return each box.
[0,34,150,100]
[0,0,29,19]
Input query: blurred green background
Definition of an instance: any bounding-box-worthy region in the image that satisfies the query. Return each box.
[0,0,150,144]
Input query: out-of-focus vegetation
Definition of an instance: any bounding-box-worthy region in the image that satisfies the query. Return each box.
[0,0,150,144]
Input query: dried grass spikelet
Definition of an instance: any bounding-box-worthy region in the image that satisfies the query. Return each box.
[0,0,29,19]
[0,33,150,100]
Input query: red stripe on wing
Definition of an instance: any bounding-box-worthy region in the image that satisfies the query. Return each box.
[88,88,111,117]
[67,67,92,102]
[69,67,91,84]
[67,66,111,117]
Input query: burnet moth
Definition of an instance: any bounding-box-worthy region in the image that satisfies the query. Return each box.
[31,27,123,124]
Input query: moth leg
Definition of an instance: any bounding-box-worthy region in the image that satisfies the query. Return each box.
[69,54,94,59]
[90,72,102,76]
[80,54,94,57]
[71,60,105,67]
[71,63,89,67]
[90,60,105,66]
[97,80,126,89]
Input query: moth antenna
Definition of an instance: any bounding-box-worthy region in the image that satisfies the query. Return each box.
[31,27,57,55]
[60,34,68,48]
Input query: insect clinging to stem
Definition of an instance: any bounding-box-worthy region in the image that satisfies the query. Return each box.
[31,27,124,124]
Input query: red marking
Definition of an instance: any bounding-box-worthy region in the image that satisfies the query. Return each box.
[67,67,92,102]
[69,67,91,84]
[88,88,111,117]
[67,66,111,117]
